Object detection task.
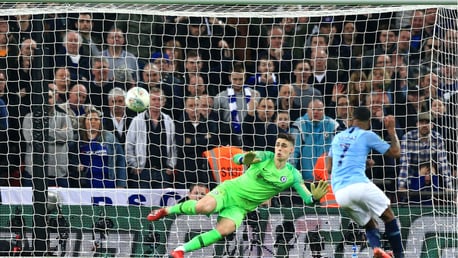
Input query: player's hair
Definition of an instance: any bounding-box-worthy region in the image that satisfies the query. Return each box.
[277,133,294,145]
[352,106,371,121]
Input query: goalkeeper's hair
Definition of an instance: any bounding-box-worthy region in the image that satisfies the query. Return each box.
[277,133,295,145]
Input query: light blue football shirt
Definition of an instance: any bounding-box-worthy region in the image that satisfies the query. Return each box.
[329,126,390,192]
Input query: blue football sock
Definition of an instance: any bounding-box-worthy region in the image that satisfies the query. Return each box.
[365,228,381,248]
[385,219,404,258]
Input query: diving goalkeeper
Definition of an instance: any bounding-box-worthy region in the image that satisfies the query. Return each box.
[147,133,328,258]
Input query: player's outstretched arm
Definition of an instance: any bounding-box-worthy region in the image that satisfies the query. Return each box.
[233,151,261,165]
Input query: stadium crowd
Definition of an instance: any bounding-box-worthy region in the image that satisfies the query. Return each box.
[0,7,456,205]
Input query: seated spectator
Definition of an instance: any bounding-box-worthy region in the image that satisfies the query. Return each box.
[22,90,73,187]
[242,97,278,152]
[291,98,338,181]
[398,112,453,202]
[78,108,127,188]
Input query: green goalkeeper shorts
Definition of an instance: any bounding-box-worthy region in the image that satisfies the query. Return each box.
[208,184,248,228]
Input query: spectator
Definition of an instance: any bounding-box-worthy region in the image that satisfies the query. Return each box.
[409,10,427,51]
[292,60,322,115]
[394,86,427,134]
[213,63,260,146]
[334,95,352,131]
[103,87,133,148]
[362,24,397,72]
[125,87,177,189]
[398,112,453,202]
[78,108,127,188]
[54,30,90,81]
[48,67,72,104]
[182,50,209,96]
[246,56,279,98]
[331,20,361,72]
[197,94,217,122]
[22,90,73,187]
[347,70,369,107]
[276,111,291,133]
[86,56,117,114]
[139,62,161,91]
[395,28,420,67]
[178,183,209,203]
[419,37,440,75]
[258,25,293,84]
[175,96,218,188]
[10,4,41,44]
[291,98,338,181]
[75,13,101,57]
[308,47,341,118]
[13,38,38,118]
[242,97,278,152]
[58,83,90,130]
[438,63,458,102]
[171,16,234,88]
[163,40,184,76]
[102,27,139,82]
[277,84,302,122]
[185,74,207,97]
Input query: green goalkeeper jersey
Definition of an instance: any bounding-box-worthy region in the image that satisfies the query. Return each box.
[222,151,314,211]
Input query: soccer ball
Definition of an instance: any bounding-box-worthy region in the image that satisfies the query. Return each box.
[125,87,150,112]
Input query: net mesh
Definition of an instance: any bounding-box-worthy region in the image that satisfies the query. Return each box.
[0,3,456,257]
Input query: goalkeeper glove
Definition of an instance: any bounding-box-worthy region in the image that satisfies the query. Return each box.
[310,180,329,201]
[242,151,260,165]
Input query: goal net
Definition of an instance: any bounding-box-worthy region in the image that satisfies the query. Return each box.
[0,2,456,257]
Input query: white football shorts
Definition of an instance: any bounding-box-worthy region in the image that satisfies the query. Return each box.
[334,182,390,226]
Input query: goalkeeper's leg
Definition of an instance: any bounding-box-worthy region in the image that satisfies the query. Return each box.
[147,195,217,221]
[171,217,237,258]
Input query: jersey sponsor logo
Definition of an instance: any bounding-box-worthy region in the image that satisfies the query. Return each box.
[280,176,287,183]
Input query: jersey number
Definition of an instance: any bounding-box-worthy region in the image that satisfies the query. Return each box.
[337,143,350,167]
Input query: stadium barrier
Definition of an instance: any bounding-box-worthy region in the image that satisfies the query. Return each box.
[0,188,456,257]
